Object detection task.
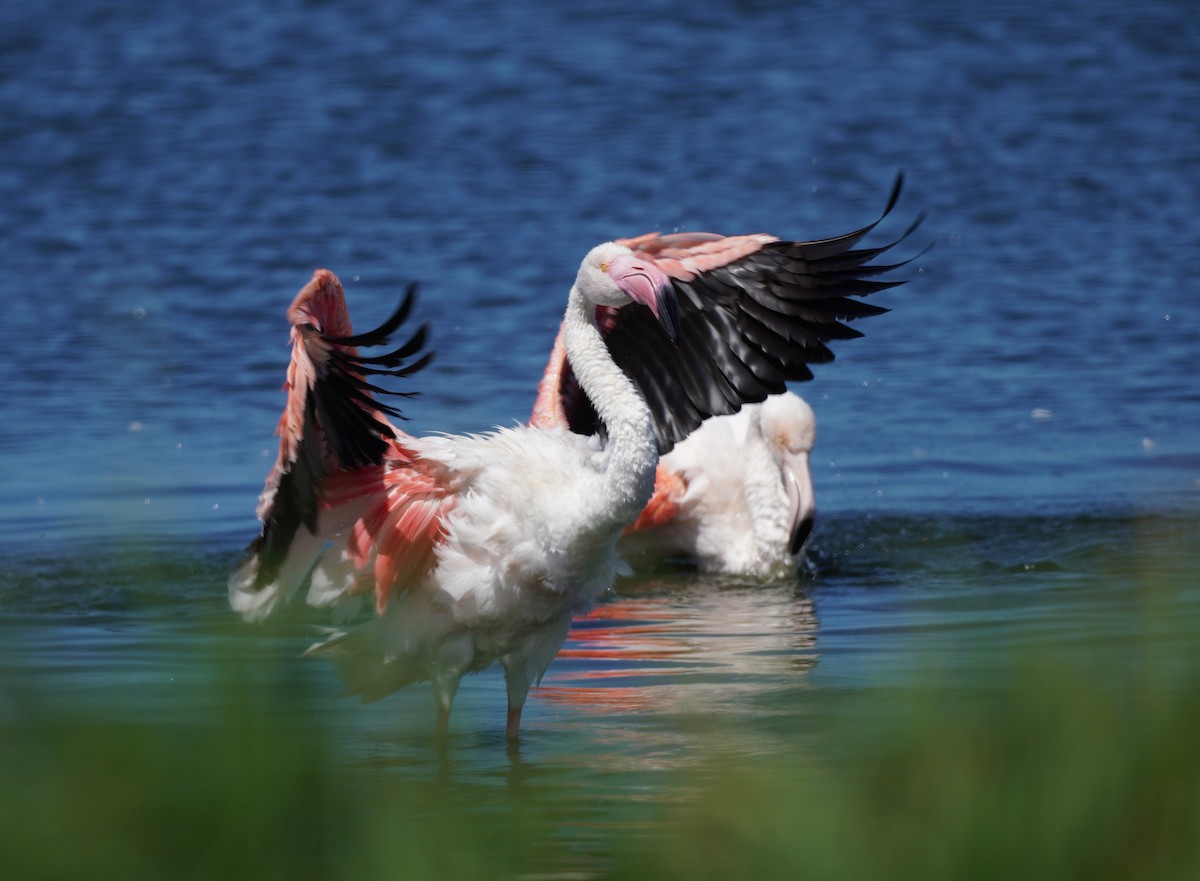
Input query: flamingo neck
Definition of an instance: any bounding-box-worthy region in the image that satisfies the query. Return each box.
[741,430,793,567]
[563,287,659,523]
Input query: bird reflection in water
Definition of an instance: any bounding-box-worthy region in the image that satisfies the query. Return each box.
[535,578,820,719]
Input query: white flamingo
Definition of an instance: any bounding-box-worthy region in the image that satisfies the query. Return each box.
[616,392,817,578]
[229,177,918,740]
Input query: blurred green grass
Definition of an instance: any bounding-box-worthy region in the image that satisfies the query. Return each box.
[4,646,1197,881]
[2,514,1197,881]
[621,664,1200,881]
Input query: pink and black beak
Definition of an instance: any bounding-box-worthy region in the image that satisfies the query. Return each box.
[781,448,816,557]
[610,254,680,343]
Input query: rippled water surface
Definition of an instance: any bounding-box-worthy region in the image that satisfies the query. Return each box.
[2,0,1198,874]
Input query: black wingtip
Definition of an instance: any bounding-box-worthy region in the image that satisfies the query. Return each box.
[884,170,906,217]
[326,281,420,347]
[314,280,434,466]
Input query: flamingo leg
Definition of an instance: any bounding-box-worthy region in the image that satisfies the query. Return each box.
[505,704,523,741]
[430,635,472,743]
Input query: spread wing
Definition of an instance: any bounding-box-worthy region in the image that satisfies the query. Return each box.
[537,174,925,453]
[231,270,435,615]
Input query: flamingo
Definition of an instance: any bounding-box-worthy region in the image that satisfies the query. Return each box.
[619,392,818,578]
[228,176,919,740]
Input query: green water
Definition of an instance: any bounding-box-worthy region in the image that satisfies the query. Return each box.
[3,510,1197,879]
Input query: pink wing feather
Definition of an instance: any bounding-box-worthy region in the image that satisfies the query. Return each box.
[325,445,457,615]
[616,231,779,282]
[621,465,687,536]
[529,324,569,430]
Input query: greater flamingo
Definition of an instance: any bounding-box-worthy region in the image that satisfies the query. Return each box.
[527,190,924,576]
[616,392,818,578]
[229,177,919,740]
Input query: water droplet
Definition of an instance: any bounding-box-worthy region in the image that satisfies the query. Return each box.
[1031,408,1053,421]
[1142,437,1156,450]
[128,421,143,432]
[133,306,147,319]
[212,503,220,511]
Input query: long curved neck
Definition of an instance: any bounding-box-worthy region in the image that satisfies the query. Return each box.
[741,430,792,559]
[562,287,658,522]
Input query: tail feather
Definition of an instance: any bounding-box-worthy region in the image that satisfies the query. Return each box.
[230,493,379,623]
[304,625,427,703]
[229,526,329,621]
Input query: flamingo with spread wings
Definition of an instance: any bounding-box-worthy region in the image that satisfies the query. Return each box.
[528,191,924,577]
[229,176,920,740]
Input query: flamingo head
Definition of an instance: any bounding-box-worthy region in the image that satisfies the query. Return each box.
[575,243,679,342]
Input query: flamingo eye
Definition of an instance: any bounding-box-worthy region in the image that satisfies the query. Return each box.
[599,261,609,273]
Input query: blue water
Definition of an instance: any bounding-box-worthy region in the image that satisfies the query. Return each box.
[2,0,1199,869]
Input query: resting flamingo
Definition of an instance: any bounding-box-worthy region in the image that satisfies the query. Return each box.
[620,392,817,578]
[229,176,920,740]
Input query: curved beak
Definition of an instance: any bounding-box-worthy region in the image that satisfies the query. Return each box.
[610,255,679,343]
[780,449,816,556]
